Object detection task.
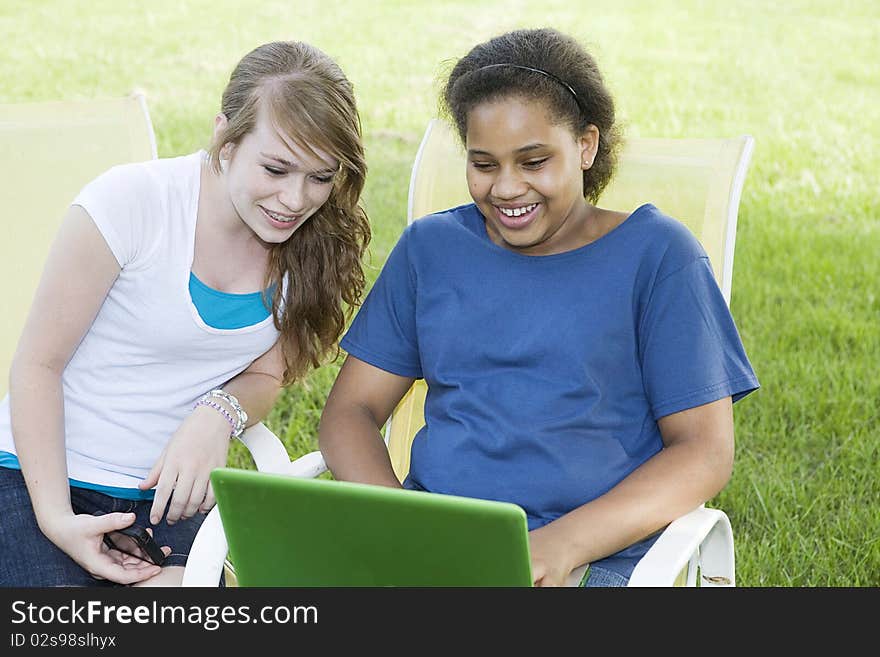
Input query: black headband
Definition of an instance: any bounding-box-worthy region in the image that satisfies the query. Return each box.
[471,63,581,109]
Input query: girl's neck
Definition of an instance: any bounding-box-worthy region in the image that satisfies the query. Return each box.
[538,201,598,255]
[525,203,629,256]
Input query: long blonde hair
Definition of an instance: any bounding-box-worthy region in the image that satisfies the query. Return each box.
[208,41,370,385]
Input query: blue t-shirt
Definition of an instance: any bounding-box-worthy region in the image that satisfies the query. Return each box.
[340,202,759,577]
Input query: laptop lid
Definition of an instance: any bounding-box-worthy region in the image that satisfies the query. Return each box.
[210,467,533,587]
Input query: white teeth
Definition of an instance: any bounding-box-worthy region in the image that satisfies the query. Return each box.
[265,208,296,223]
[498,203,537,218]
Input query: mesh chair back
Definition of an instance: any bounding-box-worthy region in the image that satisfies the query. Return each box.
[0,94,157,397]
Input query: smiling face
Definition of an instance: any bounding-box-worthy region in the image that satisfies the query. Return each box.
[218,103,339,244]
[465,96,598,256]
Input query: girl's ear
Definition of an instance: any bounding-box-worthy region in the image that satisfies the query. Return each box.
[213,113,233,160]
[579,124,600,170]
[213,112,229,136]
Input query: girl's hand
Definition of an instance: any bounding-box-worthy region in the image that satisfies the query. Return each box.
[139,405,232,525]
[42,511,170,584]
[528,523,579,587]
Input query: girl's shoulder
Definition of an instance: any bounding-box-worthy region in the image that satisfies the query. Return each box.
[627,203,708,263]
[73,152,204,266]
[120,151,202,191]
[404,202,481,243]
[83,151,202,202]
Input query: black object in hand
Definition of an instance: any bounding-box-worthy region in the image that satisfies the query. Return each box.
[103,524,167,566]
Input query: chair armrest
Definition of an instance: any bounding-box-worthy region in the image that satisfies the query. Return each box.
[237,422,293,474]
[238,423,327,478]
[627,506,735,587]
[181,506,228,586]
[281,450,328,478]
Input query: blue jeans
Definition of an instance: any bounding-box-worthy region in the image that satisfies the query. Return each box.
[582,565,630,587]
[0,467,208,587]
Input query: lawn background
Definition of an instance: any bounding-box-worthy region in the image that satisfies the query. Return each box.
[1,0,877,586]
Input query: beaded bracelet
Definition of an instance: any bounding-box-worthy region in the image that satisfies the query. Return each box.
[193,389,248,439]
[194,398,237,437]
[206,389,247,438]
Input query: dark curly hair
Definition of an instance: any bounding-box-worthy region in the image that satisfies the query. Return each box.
[440,28,622,203]
[208,41,370,385]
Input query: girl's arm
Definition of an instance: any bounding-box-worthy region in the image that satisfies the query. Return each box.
[10,205,164,583]
[528,396,735,586]
[220,340,286,432]
[141,339,286,525]
[318,355,415,488]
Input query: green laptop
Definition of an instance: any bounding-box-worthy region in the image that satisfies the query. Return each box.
[210,467,533,587]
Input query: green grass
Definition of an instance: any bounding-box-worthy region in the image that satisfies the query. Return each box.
[3,0,877,586]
